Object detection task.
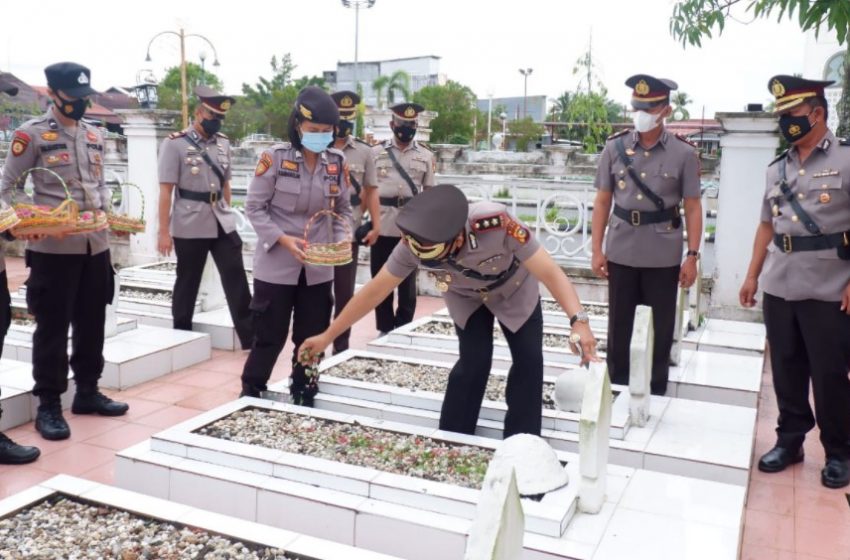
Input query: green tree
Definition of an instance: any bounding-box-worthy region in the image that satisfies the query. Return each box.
[240,54,301,140]
[412,80,477,144]
[507,117,544,151]
[372,70,411,109]
[670,0,850,134]
[671,91,693,120]
[565,91,613,153]
[157,62,224,113]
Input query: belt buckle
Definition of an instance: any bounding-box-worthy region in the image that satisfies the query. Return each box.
[630,210,641,226]
[782,234,792,253]
[209,190,219,204]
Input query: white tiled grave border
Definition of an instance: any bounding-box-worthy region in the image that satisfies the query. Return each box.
[0,359,76,431]
[266,352,754,486]
[0,475,402,560]
[681,318,766,356]
[145,398,579,538]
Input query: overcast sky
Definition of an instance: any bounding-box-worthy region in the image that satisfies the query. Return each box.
[0,0,827,116]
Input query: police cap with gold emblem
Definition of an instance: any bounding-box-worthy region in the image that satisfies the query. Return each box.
[390,102,425,122]
[331,90,360,120]
[45,62,97,98]
[625,74,677,110]
[397,184,468,245]
[195,85,236,116]
[0,74,18,96]
[768,75,834,113]
[295,86,339,125]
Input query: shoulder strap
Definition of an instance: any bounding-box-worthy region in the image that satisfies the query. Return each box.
[183,133,226,189]
[385,147,419,196]
[615,136,665,211]
[349,171,362,195]
[777,158,821,235]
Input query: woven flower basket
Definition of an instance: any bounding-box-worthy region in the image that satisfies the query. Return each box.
[107,182,146,234]
[68,179,109,235]
[302,209,353,267]
[0,205,21,233]
[10,167,78,237]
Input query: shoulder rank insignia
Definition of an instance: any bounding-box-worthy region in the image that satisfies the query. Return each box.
[10,131,30,157]
[282,159,298,171]
[41,131,58,141]
[674,133,697,148]
[505,216,530,244]
[768,149,789,166]
[607,129,629,141]
[255,152,272,176]
[472,213,504,231]
[168,131,186,140]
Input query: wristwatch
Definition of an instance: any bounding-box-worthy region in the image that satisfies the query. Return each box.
[570,310,589,326]
[686,250,700,259]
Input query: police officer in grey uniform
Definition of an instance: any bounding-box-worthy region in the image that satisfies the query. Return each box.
[240,86,352,405]
[157,86,252,349]
[740,75,850,489]
[0,62,128,441]
[591,74,703,396]
[329,90,380,354]
[299,185,597,437]
[370,102,436,334]
[0,74,40,463]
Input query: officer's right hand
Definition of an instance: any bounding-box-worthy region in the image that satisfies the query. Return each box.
[739,277,758,308]
[279,235,307,262]
[591,252,608,279]
[298,333,331,365]
[158,231,173,256]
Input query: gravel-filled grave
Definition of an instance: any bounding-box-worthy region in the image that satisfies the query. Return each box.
[541,300,608,316]
[0,495,294,560]
[323,357,558,409]
[146,262,253,282]
[196,407,492,489]
[120,287,172,303]
[10,307,34,327]
[412,321,607,352]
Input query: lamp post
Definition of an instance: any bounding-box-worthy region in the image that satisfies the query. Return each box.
[519,68,533,119]
[199,51,207,86]
[487,92,493,150]
[341,0,376,99]
[145,28,221,129]
[499,111,508,150]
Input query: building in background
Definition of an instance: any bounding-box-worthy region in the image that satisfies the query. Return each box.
[476,95,547,122]
[324,55,445,108]
[802,30,844,131]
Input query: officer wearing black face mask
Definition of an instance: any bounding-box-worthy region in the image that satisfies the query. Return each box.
[369,102,435,335]
[740,75,850,489]
[0,61,129,442]
[157,85,253,350]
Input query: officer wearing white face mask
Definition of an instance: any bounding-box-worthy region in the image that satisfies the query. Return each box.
[590,74,703,396]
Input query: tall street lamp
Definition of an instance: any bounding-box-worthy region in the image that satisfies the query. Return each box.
[341,0,376,100]
[145,28,221,129]
[519,68,533,119]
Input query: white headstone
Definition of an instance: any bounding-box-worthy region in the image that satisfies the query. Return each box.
[690,259,704,330]
[629,305,653,427]
[464,467,524,560]
[104,274,119,338]
[199,256,226,312]
[670,286,687,366]
[579,361,611,514]
[553,368,591,413]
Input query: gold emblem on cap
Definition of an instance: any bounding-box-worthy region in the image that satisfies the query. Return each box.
[220,100,231,111]
[341,95,354,108]
[404,106,416,118]
[298,104,313,120]
[635,80,650,96]
[771,79,786,98]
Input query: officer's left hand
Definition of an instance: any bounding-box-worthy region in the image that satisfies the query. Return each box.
[679,256,698,288]
[841,282,850,315]
[363,228,380,246]
[568,322,600,367]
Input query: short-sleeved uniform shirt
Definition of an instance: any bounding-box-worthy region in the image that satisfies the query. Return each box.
[387,201,541,332]
[339,135,378,228]
[594,129,701,268]
[373,138,436,237]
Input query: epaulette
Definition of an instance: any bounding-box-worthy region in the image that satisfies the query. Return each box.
[471,213,505,232]
[354,137,371,147]
[417,141,433,152]
[168,131,186,140]
[840,138,850,146]
[675,133,697,148]
[768,149,789,166]
[327,146,345,159]
[270,141,292,151]
[606,129,629,141]
[215,131,229,139]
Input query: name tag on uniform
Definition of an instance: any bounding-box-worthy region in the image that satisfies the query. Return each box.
[813,169,839,178]
[282,160,298,171]
[278,170,300,178]
[40,143,68,153]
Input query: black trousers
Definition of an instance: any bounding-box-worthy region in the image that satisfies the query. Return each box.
[173,224,252,349]
[25,249,113,398]
[440,301,544,438]
[370,235,416,333]
[0,270,11,417]
[332,243,360,353]
[606,261,680,395]
[763,293,850,460]
[241,272,333,395]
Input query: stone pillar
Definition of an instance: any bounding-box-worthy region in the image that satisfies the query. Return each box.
[670,286,687,366]
[579,361,611,514]
[464,467,524,560]
[712,113,779,319]
[629,305,653,427]
[114,109,181,265]
[104,274,120,338]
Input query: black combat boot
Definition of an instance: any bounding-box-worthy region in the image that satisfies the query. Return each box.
[71,388,129,416]
[0,433,40,464]
[36,396,70,440]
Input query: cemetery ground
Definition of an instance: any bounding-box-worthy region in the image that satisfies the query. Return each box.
[0,257,847,559]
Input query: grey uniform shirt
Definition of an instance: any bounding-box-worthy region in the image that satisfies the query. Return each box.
[246,143,352,286]
[594,129,701,268]
[387,201,541,332]
[340,136,378,229]
[158,126,237,239]
[373,138,436,237]
[0,110,110,256]
[760,130,850,302]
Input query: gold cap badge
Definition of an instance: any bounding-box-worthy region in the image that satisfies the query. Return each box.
[404,106,416,118]
[635,80,650,96]
[771,79,786,98]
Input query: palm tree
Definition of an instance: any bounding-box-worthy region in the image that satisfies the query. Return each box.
[372,70,411,109]
[671,91,692,120]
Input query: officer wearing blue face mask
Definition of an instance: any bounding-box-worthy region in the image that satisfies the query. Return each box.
[240,86,352,405]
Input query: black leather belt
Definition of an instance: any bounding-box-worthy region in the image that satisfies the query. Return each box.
[773,231,850,253]
[178,188,222,204]
[613,204,680,226]
[379,196,412,207]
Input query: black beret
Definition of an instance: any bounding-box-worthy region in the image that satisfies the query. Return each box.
[768,75,834,113]
[44,62,96,98]
[397,184,469,245]
[625,74,677,110]
[295,86,339,125]
[195,85,236,115]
